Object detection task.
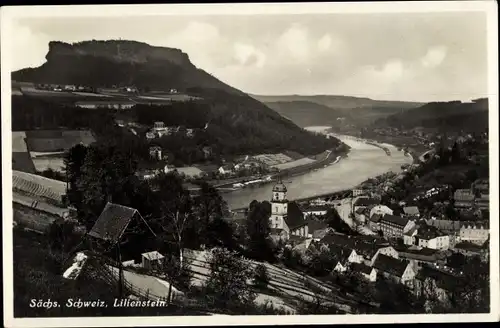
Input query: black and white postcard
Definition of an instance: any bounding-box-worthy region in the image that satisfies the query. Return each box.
[2,2,499,327]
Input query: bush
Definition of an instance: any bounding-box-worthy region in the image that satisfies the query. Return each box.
[253,264,270,288]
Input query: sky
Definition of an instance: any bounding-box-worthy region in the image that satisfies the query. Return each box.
[10,12,489,102]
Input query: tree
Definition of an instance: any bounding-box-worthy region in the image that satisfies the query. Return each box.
[194,182,228,247]
[204,247,255,310]
[152,173,195,268]
[245,201,272,260]
[253,264,270,289]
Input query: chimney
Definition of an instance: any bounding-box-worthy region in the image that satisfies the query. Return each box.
[107,194,113,203]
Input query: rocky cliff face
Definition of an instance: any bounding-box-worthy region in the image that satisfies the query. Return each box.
[45,40,192,66]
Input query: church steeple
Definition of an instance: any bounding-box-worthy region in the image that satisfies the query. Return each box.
[270,178,288,229]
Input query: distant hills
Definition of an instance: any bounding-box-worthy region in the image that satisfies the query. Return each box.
[250,94,423,129]
[373,98,489,132]
[11,40,344,157]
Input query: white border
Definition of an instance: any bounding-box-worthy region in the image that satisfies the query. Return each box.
[2,2,499,327]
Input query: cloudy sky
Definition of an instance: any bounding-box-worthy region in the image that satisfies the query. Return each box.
[11,12,488,102]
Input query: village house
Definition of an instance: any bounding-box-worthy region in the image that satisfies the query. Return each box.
[396,246,446,270]
[350,262,378,282]
[453,189,475,208]
[454,241,488,261]
[402,206,420,218]
[378,215,415,239]
[141,251,165,270]
[186,129,195,138]
[306,220,331,241]
[372,254,416,287]
[354,207,370,224]
[472,179,489,195]
[414,266,459,306]
[352,197,380,213]
[352,189,365,197]
[269,180,309,241]
[88,202,156,251]
[149,146,163,161]
[317,232,396,266]
[218,164,235,176]
[368,213,383,231]
[459,221,489,245]
[146,131,156,140]
[369,204,394,218]
[404,225,450,250]
[327,243,363,273]
[302,204,330,217]
[201,146,213,159]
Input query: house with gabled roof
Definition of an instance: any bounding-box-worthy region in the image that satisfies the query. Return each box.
[414,225,450,250]
[306,219,330,241]
[350,262,377,282]
[453,189,475,208]
[352,197,380,213]
[89,202,156,247]
[403,206,420,218]
[378,214,415,239]
[328,243,363,273]
[372,254,415,287]
[459,221,489,246]
[414,266,460,304]
[317,231,394,266]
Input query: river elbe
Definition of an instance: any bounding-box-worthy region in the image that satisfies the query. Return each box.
[222,126,413,210]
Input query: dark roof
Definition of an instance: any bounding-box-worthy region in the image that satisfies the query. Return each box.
[351,262,373,275]
[416,266,459,291]
[354,197,380,207]
[416,225,447,240]
[328,244,354,263]
[89,202,139,242]
[370,213,382,223]
[12,152,36,174]
[319,232,386,258]
[306,219,329,233]
[303,205,330,212]
[426,219,461,232]
[273,182,287,193]
[455,241,483,252]
[285,201,306,229]
[379,214,409,227]
[372,254,410,277]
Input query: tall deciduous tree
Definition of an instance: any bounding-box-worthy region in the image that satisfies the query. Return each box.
[152,173,195,268]
[194,182,228,247]
[204,247,255,310]
[245,201,272,260]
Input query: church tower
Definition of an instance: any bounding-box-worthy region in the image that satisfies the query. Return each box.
[270,178,288,229]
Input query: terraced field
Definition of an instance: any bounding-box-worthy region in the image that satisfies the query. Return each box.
[184,250,354,313]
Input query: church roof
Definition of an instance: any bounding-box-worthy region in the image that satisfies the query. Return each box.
[273,182,287,193]
[285,201,306,229]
